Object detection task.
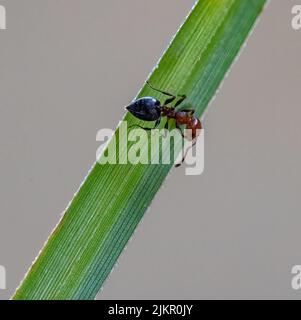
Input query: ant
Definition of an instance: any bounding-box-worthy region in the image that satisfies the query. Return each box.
[126,82,202,166]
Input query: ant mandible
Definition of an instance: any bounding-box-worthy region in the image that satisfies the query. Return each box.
[126,82,202,166]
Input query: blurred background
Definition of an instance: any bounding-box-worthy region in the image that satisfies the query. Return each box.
[0,0,301,300]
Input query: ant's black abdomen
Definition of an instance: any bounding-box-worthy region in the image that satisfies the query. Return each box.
[126,97,161,121]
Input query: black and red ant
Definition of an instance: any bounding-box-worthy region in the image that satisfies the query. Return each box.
[126,82,202,166]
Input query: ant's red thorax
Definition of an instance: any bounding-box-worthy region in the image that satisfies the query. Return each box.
[161,106,176,118]
[160,106,202,140]
[175,111,190,125]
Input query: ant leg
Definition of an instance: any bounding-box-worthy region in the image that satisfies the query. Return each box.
[174,95,187,108]
[175,139,197,168]
[164,96,176,105]
[164,118,177,131]
[154,118,161,128]
[174,124,198,167]
[176,108,195,116]
[174,125,185,167]
[175,125,185,138]
[181,109,194,114]
[146,81,175,98]
[128,124,153,131]
[146,82,187,107]
[129,118,161,131]
[146,81,177,105]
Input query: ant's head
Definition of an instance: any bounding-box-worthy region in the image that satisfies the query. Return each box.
[126,97,161,121]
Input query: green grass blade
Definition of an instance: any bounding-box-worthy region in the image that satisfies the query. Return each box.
[13,0,267,300]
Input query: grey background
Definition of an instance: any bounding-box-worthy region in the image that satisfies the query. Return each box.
[0,0,300,300]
